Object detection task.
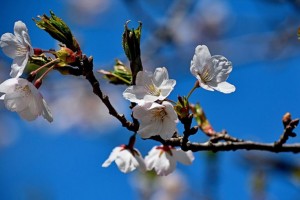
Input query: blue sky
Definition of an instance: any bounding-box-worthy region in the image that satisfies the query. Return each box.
[1,0,300,199]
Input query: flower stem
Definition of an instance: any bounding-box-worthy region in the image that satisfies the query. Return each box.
[166,98,177,105]
[35,62,57,84]
[187,80,200,99]
[31,58,60,76]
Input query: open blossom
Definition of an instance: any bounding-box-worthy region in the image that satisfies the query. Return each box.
[123,67,176,103]
[190,45,235,93]
[0,21,33,78]
[145,145,194,176]
[102,145,146,173]
[0,78,53,122]
[132,101,178,140]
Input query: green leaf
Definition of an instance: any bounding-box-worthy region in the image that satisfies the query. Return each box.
[33,11,81,55]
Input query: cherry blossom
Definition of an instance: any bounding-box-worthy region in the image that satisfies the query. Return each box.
[102,145,146,173]
[123,67,176,103]
[190,45,235,93]
[132,101,178,139]
[145,145,194,176]
[0,78,53,122]
[0,21,33,78]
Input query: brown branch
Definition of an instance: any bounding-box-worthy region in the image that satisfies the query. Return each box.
[274,113,299,146]
[81,55,138,132]
[209,130,244,143]
[154,137,300,153]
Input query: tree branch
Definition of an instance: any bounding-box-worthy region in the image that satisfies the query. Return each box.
[81,55,138,132]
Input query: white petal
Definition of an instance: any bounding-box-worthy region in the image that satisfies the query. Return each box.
[4,91,28,112]
[0,78,18,94]
[0,33,20,59]
[21,30,33,55]
[115,150,135,173]
[159,79,176,99]
[132,102,153,122]
[123,86,148,103]
[138,121,162,138]
[156,153,176,176]
[153,67,168,86]
[10,54,28,78]
[144,147,161,170]
[212,81,236,94]
[162,101,178,121]
[18,106,38,121]
[190,45,211,76]
[14,21,28,45]
[135,70,153,86]
[134,150,146,172]
[198,79,214,91]
[173,149,194,165]
[41,99,53,122]
[210,55,232,83]
[158,118,177,140]
[102,147,123,167]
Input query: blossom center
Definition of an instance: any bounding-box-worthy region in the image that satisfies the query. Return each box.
[15,85,31,96]
[16,43,29,57]
[152,108,167,120]
[198,62,214,83]
[145,82,161,96]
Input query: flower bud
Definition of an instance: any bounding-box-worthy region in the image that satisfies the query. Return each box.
[174,96,189,119]
[34,11,81,55]
[55,47,77,67]
[122,21,143,84]
[191,103,215,135]
[98,59,132,85]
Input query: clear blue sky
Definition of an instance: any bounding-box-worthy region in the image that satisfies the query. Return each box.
[1,0,300,199]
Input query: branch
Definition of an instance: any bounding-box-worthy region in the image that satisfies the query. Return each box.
[80,55,138,132]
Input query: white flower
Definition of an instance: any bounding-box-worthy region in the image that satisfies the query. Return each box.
[145,145,194,176]
[132,101,178,140]
[0,21,33,78]
[0,78,53,122]
[123,67,176,103]
[102,145,146,173]
[190,45,235,93]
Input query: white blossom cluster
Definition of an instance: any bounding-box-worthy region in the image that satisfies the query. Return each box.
[0,21,235,176]
[102,45,235,175]
[0,21,53,122]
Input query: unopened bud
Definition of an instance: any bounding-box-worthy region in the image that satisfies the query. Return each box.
[282,112,292,127]
[33,48,43,55]
[34,79,42,89]
[56,47,77,66]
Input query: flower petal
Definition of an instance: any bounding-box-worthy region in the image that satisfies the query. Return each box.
[0,33,19,59]
[212,81,236,94]
[210,55,232,83]
[190,45,211,76]
[0,78,18,94]
[116,150,135,173]
[153,67,168,86]
[102,147,122,167]
[173,149,194,165]
[18,106,38,121]
[156,153,176,176]
[10,54,28,78]
[14,21,28,45]
[41,99,53,122]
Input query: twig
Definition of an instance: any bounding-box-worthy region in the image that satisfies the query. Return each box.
[81,55,138,132]
[274,113,299,146]
[209,130,244,143]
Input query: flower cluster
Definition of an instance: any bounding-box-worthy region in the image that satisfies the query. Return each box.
[102,44,235,175]
[1,19,236,176]
[102,144,194,176]
[0,21,53,122]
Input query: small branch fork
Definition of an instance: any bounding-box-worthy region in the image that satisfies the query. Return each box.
[72,55,300,154]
